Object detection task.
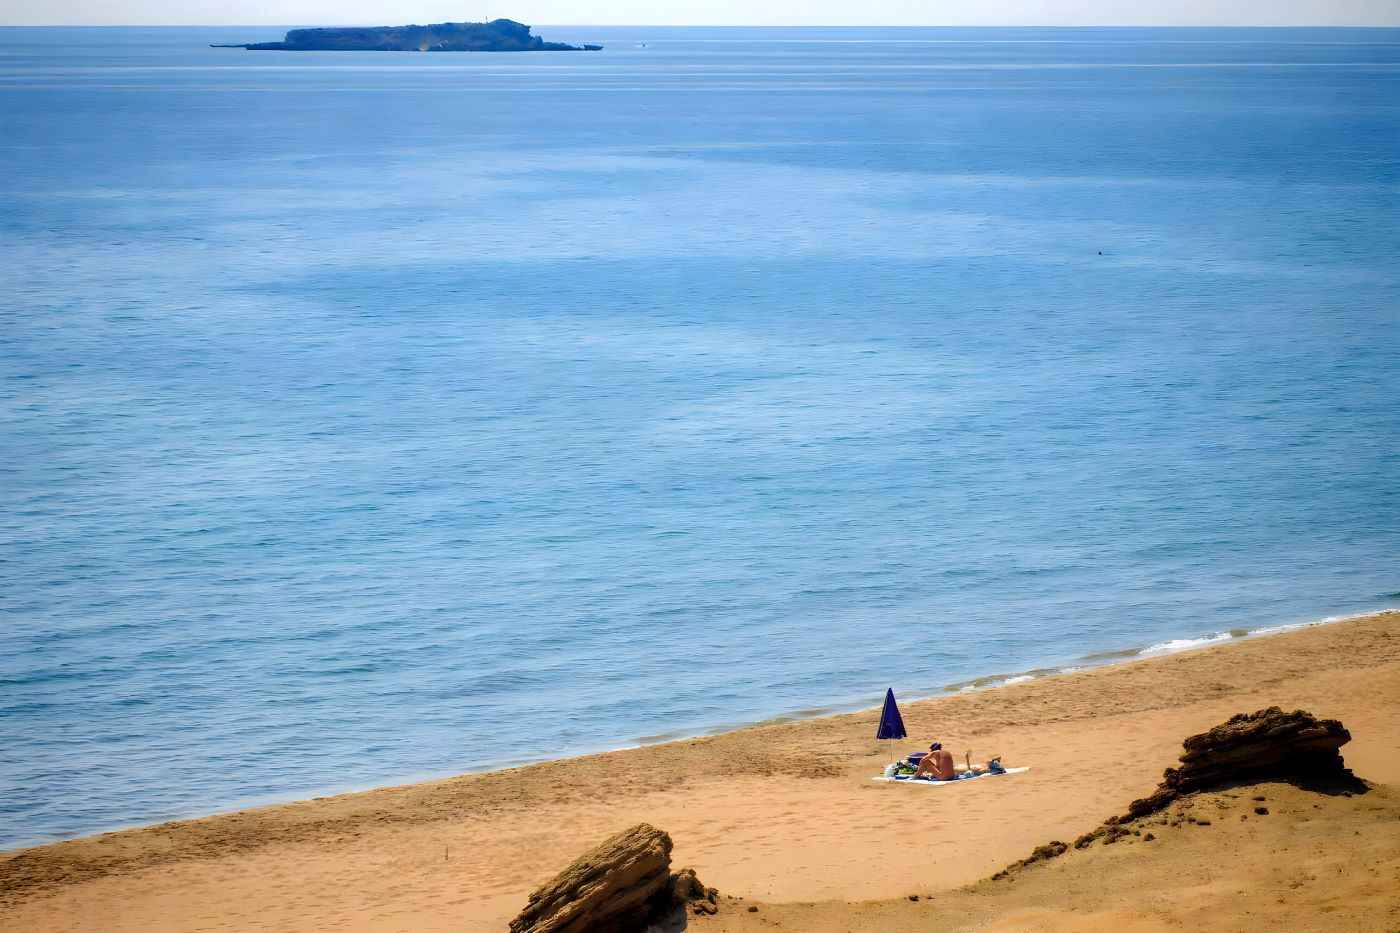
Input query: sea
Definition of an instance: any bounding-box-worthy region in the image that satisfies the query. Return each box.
[2,25,1398,850]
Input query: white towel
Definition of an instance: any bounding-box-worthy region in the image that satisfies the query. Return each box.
[871,766,1029,785]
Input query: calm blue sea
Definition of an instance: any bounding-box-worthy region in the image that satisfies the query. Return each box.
[2,25,1398,849]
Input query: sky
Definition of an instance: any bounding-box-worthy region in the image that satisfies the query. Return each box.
[3,0,1399,26]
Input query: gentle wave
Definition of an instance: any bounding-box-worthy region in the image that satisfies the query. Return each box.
[934,606,1398,696]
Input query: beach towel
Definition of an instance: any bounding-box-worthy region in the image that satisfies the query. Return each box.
[872,767,1029,785]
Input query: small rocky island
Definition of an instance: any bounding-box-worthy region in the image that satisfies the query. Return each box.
[213,19,601,52]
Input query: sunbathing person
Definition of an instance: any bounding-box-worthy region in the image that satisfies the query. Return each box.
[912,744,1006,780]
[960,751,1006,776]
[912,742,956,780]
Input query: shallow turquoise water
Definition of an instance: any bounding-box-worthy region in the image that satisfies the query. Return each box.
[2,25,1398,848]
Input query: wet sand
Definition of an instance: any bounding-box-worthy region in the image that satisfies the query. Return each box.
[2,610,1397,932]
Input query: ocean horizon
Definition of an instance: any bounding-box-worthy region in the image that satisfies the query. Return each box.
[3,24,1398,851]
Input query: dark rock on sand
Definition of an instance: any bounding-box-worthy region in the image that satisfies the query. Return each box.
[509,823,716,933]
[992,840,1067,879]
[1120,707,1353,821]
[668,867,703,903]
[994,707,1356,878]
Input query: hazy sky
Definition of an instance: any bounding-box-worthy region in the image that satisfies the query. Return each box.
[5,0,1399,27]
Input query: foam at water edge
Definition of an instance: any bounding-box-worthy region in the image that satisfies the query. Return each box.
[1104,605,1400,666]
[938,605,1399,699]
[1137,631,1237,657]
[1249,612,1367,637]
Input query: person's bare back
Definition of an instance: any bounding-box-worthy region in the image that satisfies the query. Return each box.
[912,744,955,780]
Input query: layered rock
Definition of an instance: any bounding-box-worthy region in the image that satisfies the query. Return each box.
[1120,706,1352,820]
[995,707,1356,878]
[509,823,716,933]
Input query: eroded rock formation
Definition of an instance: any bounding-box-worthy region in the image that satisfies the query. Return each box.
[509,823,717,933]
[1119,706,1353,821]
[994,707,1356,878]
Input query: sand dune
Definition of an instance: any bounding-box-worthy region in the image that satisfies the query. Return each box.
[700,780,1400,932]
[2,610,1398,932]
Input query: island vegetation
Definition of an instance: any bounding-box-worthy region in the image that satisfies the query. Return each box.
[212,19,601,52]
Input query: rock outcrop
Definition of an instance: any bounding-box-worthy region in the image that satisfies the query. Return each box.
[990,840,1068,880]
[994,707,1356,879]
[509,824,717,933]
[669,867,721,916]
[1119,706,1353,821]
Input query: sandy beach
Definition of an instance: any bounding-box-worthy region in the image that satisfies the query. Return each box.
[3,609,1398,932]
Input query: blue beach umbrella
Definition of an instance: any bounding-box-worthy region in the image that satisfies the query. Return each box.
[876,688,907,741]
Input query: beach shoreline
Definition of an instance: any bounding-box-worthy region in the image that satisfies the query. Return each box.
[3,608,1398,932]
[4,603,1394,854]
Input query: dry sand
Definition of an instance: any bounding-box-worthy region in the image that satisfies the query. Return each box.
[699,779,1400,933]
[3,610,1398,932]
